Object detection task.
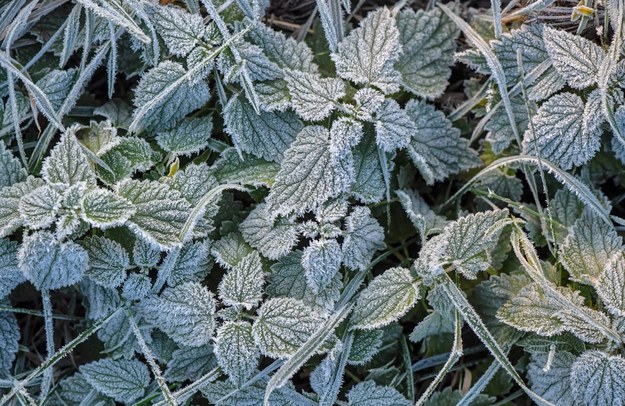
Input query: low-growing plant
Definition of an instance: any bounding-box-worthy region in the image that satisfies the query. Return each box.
[1,0,625,405]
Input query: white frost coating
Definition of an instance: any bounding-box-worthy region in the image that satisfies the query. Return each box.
[342,206,385,271]
[155,116,213,157]
[302,238,342,294]
[239,203,298,260]
[218,251,264,309]
[570,351,625,406]
[284,69,345,121]
[80,358,150,403]
[214,321,259,385]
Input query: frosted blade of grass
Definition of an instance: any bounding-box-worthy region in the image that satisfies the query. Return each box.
[443,155,612,226]
[0,52,65,132]
[491,0,503,38]
[316,0,344,52]
[458,360,501,406]
[439,273,556,406]
[263,304,353,406]
[400,335,415,402]
[439,4,520,145]
[415,310,462,406]
[318,333,353,406]
[502,0,555,21]
[75,0,150,43]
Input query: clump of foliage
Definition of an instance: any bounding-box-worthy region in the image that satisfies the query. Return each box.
[1,0,625,404]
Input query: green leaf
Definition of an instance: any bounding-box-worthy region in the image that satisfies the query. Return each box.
[116,179,191,249]
[18,231,88,290]
[332,8,401,93]
[97,137,160,184]
[145,3,207,57]
[218,251,264,309]
[347,381,411,406]
[240,203,298,260]
[252,297,325,358]
[527,350,575,405]
[139,281,215,347]
[443,209,509,278]
[131,60,210,132]
[214,320,259,386]
[351,267,421,330]
[405,100,480,184]
[543,26,605,89]
[81,188,135,228]
[374,99,414,152]
[596,252,625,317]
[342,206,385,271]
[36,69,76,111]
[348,329,383,365]
[302,238,342,294]
[560,208,622,284]
[350,132,385,204]
[570,351,625,406]
[0,238,23,299]
[396,189,447,243]
[155,116,213,156]
[41,127,96,188]
[211,232,254,270]
[523,93,600,170]
[0,141,26,188]
[80,358,150,403]
[165,345,216,382]
[224,94,303,163]
[0,311,19,373]
[18,185,61,229]
[170,162,218,206]
[213,148,281,187]
[284,69,345,121]
[396,8,458,98]
[267,126,352,217]
[82,236,130,289]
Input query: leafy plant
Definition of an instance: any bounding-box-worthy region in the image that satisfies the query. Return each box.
[1,0,625,405]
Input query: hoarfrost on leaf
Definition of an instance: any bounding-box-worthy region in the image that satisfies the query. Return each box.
[0,309,19,373]
[218,251,264,309]
[81,188,135,228]
[302,238,342,294]
[214,320,259,386]
[19,185,61,229]
[80,358,150,403]
[523,92,601,170]
[82,236,130,288]
[0,141,26,188]
[570,351,625,406]
[18,231,88,291]
[346,381,411,406]
[597,252,625,317]
[342,206,385,271]
[155,115,213,157]
[284,69,345,121]
[239,203,298,260]
[332,7,402,93]
[373,99,415,152]
[527,350,575,405]
[351,267,420,330]
[145,3,207,57]
[41,127,96,188]
[252,297,325,358]
[139,281,215,347]
[0,238,23,299]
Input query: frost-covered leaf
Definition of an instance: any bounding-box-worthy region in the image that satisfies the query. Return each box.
[255,79,291,112]
[133,238,161,269]
[145,3,207,57]
[0,310,19,373]
[523,93,600,170]
[267,250,342,311]
[211,232,254,270]
[267,126,351,217]
[329,117,363,161]
[247,22,317,73]
[543,27,605,89]
[156,116,213,156]
[0,239,23,299]
[18,231,88,290]
[19,185,61,229]
[349,329,383,365]
[252,297,325,358]
[597,252,625,317]
[170,162,218,206]
[351,132,385,204]
[42,127,96,188]
[527,350,575,405]
[443,209,509,278]
[122,273,151,301]
[0,141,26,188]
[485,95,534,154]
[218,251,264,309]
[396,189,446,242]
[284,69,345,121]
[560,208,622,284]
[201,377,308,406]
[347,381,411,406]
[81,279,121,320]
[342,206,385,271]
[332,8,401,93]
[83,236,130,288]
[224,94,303,162]
[405,100,479,184]
[132,61,210,132]
[159,240,211,286]
[81,188,134,228]
[117,180,191,249]
[302,238,342,294]
[166,345,216,382]
[97,137,160,184]
[240,203,298,260]
[396,8,457,98]
[36,69,76,111]
[139,282,215,347]
[213,148,280,187]
[570,351,625,406]
[214,321,259,385]
[81,120,122,156]
[351,267,420,330]
[80,358,150,403]
[354,88,386,119]
[373,100,414,152]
